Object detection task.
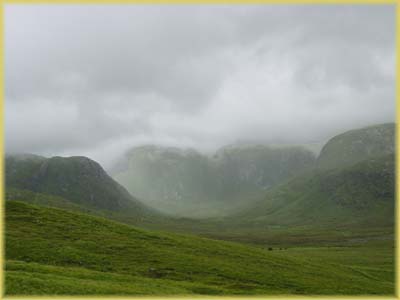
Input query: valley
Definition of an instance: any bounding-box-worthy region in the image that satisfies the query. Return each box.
[5,201,394,295]
[4,123,396,295]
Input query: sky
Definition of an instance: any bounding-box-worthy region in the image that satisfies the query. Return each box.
[5,4,396,168]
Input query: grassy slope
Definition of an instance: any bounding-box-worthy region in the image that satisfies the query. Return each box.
[6,188,87,212]
[230,154,394,227]
[5,187,178,232]
[6,201,394,296]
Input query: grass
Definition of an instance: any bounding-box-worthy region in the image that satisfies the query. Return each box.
[5,201,394,296]
[6,260,223,295]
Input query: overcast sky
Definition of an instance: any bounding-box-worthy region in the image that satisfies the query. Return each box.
[5,4,395,167]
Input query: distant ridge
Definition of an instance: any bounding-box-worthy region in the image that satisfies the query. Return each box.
[112,144,316,217]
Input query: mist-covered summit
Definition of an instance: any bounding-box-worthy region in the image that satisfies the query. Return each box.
[111,144,316,217]
[317,123,395,170]
[110,123,395,218]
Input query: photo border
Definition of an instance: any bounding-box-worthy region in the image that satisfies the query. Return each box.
[0,1,398,299]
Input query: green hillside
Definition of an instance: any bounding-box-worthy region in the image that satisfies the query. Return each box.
[112,145,315,217]
[5,201,394,295]
[6,187,87,211]
[6,154,160,221]
[317,123,395,170]
[186,154,394,246]
[233,154,394,227]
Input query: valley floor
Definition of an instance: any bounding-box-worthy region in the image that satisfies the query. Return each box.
[6,243,394,295]
[5,201,394,296]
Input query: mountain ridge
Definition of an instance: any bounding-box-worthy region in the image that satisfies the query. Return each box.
[317,123,395,170]
[112,144,316,217]
[5,154,161,221]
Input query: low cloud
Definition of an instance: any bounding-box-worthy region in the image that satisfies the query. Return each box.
[5,4,395,167]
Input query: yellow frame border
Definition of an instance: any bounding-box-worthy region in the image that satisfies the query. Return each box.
[0,1,398,300]
[0,0,398,4]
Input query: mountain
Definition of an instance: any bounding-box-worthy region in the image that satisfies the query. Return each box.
[214,144,316,193]
[221,154,394,236]
[5,201,393,295]
[317,123,395,170]
[112,145,220,217]
[5,154,159,221]
[112,145,316,217]
[141,123,395,244]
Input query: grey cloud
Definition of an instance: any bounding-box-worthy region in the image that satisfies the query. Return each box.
[5,4,395,167]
